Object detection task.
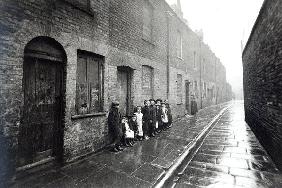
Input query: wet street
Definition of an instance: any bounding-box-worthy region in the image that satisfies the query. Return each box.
[173,102,282,188]
[11,101,282,188]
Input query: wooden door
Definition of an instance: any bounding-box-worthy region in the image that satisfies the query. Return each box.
[19,58,63,166]
[185,81,190,112]
[117,68,131,116]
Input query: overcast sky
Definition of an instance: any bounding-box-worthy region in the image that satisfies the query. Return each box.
[166,0,264,98]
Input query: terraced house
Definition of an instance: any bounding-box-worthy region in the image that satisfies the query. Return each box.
[0,0,232,179]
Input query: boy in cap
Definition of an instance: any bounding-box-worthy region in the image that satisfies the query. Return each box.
[108,101,123,152]
[142,100,150,140]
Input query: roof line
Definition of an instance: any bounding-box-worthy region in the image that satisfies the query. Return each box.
[242,0,268,56]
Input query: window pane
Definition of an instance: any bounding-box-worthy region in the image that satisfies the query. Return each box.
[88,58,101,113]
[76,56,88,114]
[76,52,104,115]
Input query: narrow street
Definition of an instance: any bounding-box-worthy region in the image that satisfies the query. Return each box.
[12,103,229,188]
[11,101,282,188]
[173,102,282,188]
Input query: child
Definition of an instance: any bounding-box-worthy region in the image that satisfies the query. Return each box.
[135,106,143,141]
[142,100,151,140]
[129,114,138,142]
[149,99,157,137]
[121,116,135,147]
[161,102,169,129]
[156,99,162,106]
[164,99,173,128]
[108,101,123,152]
[155,101,162,133]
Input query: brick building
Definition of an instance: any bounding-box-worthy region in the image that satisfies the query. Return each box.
[243,0,282,170]
[0,0,232,179]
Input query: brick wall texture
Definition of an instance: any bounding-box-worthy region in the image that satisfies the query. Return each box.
[243,0,282,170]
[0,0,232,177]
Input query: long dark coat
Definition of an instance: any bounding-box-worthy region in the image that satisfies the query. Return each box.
[149,105,157,124]
[191,100,198,115]
[142,106,151,122]
[156,107,162,123]
[108,108,122,140]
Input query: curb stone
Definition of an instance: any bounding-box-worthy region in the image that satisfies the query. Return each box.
[153,106,230,188]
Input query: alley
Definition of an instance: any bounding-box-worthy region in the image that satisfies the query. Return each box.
[174,102,282,188]
[12,103,229,188]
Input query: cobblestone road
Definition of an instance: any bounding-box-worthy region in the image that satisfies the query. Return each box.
[174,101,282,188]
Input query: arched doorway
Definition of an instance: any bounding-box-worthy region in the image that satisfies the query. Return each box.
[18,37,66,167]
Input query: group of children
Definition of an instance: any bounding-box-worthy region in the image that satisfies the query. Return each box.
[108,99,173,152]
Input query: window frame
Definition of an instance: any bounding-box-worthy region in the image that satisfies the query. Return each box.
[142,65,154,98]
[75,50,104,116]
[176,30,183,59]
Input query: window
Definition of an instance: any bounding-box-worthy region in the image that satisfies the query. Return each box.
[142,65,154,98]
[193,51,196,68]
[143,0,153,41]
[177,74,183,104]
[76,51,104,115]
[176,31,182,58]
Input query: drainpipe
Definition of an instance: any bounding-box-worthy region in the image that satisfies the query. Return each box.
[166,11,172,100]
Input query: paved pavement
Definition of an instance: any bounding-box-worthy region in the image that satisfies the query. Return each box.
[12,102,230,188]
[174,101,282,188]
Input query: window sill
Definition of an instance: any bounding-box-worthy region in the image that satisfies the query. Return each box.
[71,112,107,120]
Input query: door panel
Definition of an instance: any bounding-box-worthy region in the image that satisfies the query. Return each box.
[118,70,128,116]
[19,58,63,166]
[117,68,132,116]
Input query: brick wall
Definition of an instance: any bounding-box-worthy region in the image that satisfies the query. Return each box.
[243,0,282,170]
[0,0,232,178]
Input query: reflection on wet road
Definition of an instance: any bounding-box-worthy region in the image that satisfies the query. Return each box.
[174,101,282,188]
